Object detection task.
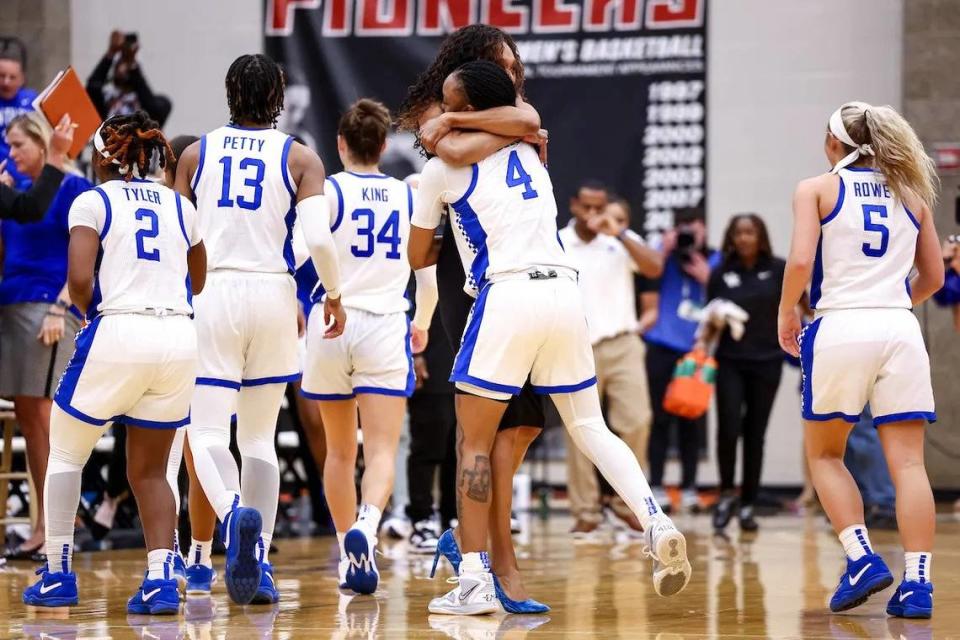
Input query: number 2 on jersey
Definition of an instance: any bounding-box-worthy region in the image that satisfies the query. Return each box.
[218,156,265,211]
[135,208,160,262]
[861,204,889,258]
[505,150,538,200]
[351,209,401,260]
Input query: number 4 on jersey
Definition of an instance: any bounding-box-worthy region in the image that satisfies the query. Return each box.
[505,150,538,200]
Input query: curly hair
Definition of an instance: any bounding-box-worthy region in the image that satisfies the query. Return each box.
[226,53,286,127]
[96,110,174,181]
[339,99,392,165]
[396,24,524,132]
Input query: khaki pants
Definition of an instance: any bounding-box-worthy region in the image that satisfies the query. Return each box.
[565,333,652,524]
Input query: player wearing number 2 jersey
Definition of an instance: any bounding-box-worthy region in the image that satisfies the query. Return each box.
[300,100,438,595]
[23,112,207,613]
[779,102,943,618]
[175,54,345,606]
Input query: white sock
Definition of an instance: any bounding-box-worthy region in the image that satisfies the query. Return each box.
[839,524,874,561]
[47,538,73,574]
[258,532,273,564]
[357,504,382,535]
[189,539,213,568]
[337,532,346,560]
[147,548,175,580]
[459,551,490,575]
[173,529,181,556]
[905,552,932,583]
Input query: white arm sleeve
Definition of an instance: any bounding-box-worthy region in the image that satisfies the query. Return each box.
[291,218,309,269]
[298,194,342,299]
[412,265,438,331]
[411,159,448,230]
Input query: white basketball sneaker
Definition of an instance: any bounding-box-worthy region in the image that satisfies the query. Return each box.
[643,515,692,597]
[428,552,500,616]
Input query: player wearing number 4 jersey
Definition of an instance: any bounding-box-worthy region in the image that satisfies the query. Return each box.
[409,61,691,616]
[23,112,206,614]
[300,99,438,595]
[175,54,345,606]
[779,102,944,618]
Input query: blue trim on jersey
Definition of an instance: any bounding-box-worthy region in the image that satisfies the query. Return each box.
[453,374,522,396]
[451,283,490,382]
[57,401,111,426]
[873,411,937,427]
[283,204,297,275]
[346,172,389,179]
[531,377,598,395]
[88,245,104,321]
[904,204,921,230]
[452,193,489,290]
[280,136,296,198]
[54,317,103,421]
[94,187,112,240]
[810,236,824,309]
[799,317,859,423]
[822,176,845,226]
[354,386,413,398]
[906,276,913,299]
[452,163,479,206]
[116,415,191,429]
[196,377,241,391]
[406,183,414,220]
[403,313,416,395]
[226,124,271,131]
[300,389,354,401]
[241,373,301,386]
[328,175,345,232]
[175,193,193,309]
[191,136,207,193]
[844,166,876,172]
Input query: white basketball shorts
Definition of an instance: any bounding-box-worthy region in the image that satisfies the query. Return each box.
[799,307,936,427]
[451,275,597,400]
[193,271,300,391]
[301,306,414,400]
[54,314,197,428]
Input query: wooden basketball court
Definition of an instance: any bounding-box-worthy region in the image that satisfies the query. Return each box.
[6,513,957,638]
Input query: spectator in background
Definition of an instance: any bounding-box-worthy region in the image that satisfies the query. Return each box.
[0,38,37,189]
[558,185,663,539]
[644,208,719,513]
[845,406,897,530]
[1,113,91,561]
[0,114,77,223]
[86,31,172,128]
[705,214,785,532]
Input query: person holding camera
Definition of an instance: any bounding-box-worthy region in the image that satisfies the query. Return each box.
[644,208,720,513]
[86,31,172,128]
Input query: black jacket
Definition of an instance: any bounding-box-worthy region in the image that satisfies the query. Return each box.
[0,165,65,223]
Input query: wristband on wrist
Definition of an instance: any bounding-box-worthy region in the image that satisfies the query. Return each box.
[326,288,341,300]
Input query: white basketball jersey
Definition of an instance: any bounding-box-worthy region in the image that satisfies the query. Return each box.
[191,125,297,274]
[67,179,200,318]
[314,172,413,314]
[811,167,918,311]
[450,143,573,295]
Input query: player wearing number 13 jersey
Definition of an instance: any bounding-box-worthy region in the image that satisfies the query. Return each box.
[175,54,345,606]
[778,102,943,618]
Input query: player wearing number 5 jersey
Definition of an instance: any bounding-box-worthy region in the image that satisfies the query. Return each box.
[175,54,345,606]
[409,62,691,616]
[300,99,438,595]
[779,102,944,618]
[23,112,207,613]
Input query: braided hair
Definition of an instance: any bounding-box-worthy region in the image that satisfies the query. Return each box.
[225,54,285,127]
[96,110,174,181]
[453,61,517,111]
[396,24,523,132]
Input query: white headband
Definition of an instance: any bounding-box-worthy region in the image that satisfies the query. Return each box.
[829,101,874,174]
[93,122,129,175]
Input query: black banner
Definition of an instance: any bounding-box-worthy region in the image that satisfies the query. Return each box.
[265,0,706,240]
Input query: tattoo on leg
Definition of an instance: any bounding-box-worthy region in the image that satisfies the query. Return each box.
[462,455,491,502]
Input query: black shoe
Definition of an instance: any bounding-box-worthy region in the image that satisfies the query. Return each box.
[4,542,43,562]
[865,505,897,531]
[712,495,737,531]
[738,505,758,532]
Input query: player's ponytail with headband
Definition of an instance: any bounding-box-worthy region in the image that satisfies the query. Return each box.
[829,101,939,208]
[94,110,174,181]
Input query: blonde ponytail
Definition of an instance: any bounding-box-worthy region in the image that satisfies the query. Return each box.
[839,103,939,208]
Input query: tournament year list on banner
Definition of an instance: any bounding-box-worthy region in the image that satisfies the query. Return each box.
[265,0,706,239]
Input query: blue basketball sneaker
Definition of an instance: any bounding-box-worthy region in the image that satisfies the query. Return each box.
[185,563,218,595]
[429,528,462,578]
[173,553,187,592]
[492,574,550,614]
[830,553,894,612]
[127,575,180,615]
[344,525,379,595]
[886,579,933,619]
[222,505,263,605]
[252,562,279,604]
[22,566,79,607]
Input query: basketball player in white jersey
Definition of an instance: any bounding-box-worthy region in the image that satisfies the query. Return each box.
[299,99,438,594]
[409,61,691,615]
[778,102,943,618]
[175,54,345,606]
[23,112,206,614]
